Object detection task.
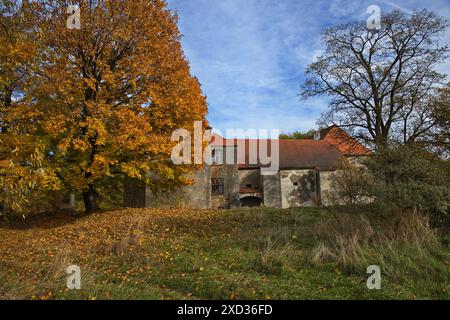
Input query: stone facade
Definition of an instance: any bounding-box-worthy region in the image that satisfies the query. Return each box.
[124,167,211,209]
[125,166,333,209]
[318,170,335,207]
[210,164,240,209]
[124,127,371,210]
[261,173,282,208]
[280,170,318,208]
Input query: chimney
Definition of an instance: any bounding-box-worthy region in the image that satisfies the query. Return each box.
[205,126,213,140]
[314,131,321,141]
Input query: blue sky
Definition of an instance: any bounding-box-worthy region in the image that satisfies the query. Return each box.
[166,0,450,135]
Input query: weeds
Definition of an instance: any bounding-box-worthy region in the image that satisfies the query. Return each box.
[313,210,448,286]
[254,237,293,274]
[0,207,448,299]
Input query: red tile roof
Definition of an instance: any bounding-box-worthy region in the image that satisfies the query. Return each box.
[209,127,371,170]
[319,126,372,156]
[278,139,342,170]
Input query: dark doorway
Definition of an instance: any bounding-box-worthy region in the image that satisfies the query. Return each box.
[240,197,262,208]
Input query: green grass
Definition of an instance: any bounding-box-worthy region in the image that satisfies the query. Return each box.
[0,207,448,300]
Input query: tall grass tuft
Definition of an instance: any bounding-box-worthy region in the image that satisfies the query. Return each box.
[313,210,448,285]
[254,237,293,274]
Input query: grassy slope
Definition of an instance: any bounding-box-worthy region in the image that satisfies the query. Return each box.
[0,207,448,300]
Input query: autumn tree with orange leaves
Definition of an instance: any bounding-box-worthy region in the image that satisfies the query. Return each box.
[0,0,61,216]
[1,0,207,214]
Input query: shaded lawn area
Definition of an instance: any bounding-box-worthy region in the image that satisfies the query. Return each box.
[0,207,448,300]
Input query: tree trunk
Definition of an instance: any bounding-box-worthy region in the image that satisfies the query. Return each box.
[1,90,12,134]
[69,193,76,208]
[83,185,100,214]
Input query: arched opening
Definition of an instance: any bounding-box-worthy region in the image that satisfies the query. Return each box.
[240,196,262,208]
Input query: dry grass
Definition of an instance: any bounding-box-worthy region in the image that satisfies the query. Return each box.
[254,237,293,274]
[0,207,447,300]
[94,215,147,261]
[312,242,336,264]
[313,210,447,285]
[0,208,219,299]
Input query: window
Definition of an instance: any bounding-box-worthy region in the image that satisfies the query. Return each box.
[246,184,252,188]
[211,148,224,165]
[211,178,224,195]
[293,182,299,186]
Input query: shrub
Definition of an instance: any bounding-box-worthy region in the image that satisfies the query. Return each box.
[323,158,375,206]
[366,143,450,225]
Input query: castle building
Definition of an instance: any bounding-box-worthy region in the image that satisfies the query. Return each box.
[124,126,371,209]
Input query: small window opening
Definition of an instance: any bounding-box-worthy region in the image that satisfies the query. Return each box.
[212,178,224,195]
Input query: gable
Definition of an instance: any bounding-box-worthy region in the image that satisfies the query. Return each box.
[320,126,372,156]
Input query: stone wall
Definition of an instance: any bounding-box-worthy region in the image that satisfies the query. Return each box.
[125,165,349,209]
[125,166,211,209]
[174,166,211,209]
[211,165,240,208]
[124,179,147,208]
[319,163,373,207]
[238,169,261,190]
[262,173,282,208]
[280,169,318,208]
[319,170,335,207]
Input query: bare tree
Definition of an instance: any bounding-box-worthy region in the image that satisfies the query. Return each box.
[301,10,449,148]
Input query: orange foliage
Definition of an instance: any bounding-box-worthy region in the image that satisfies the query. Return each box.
[2,1,207,213]
[0,1,61,215]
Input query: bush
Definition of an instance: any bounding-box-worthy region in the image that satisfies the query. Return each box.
[323,158,375,206]
[325,143,450,226]
[366,143,450,225]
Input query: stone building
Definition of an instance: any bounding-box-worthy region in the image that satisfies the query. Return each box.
[124,126,371,209]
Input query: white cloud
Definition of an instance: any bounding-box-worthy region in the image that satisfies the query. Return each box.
[329,0,361,18]
[168,0,450,133]
[294,47,324,64]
